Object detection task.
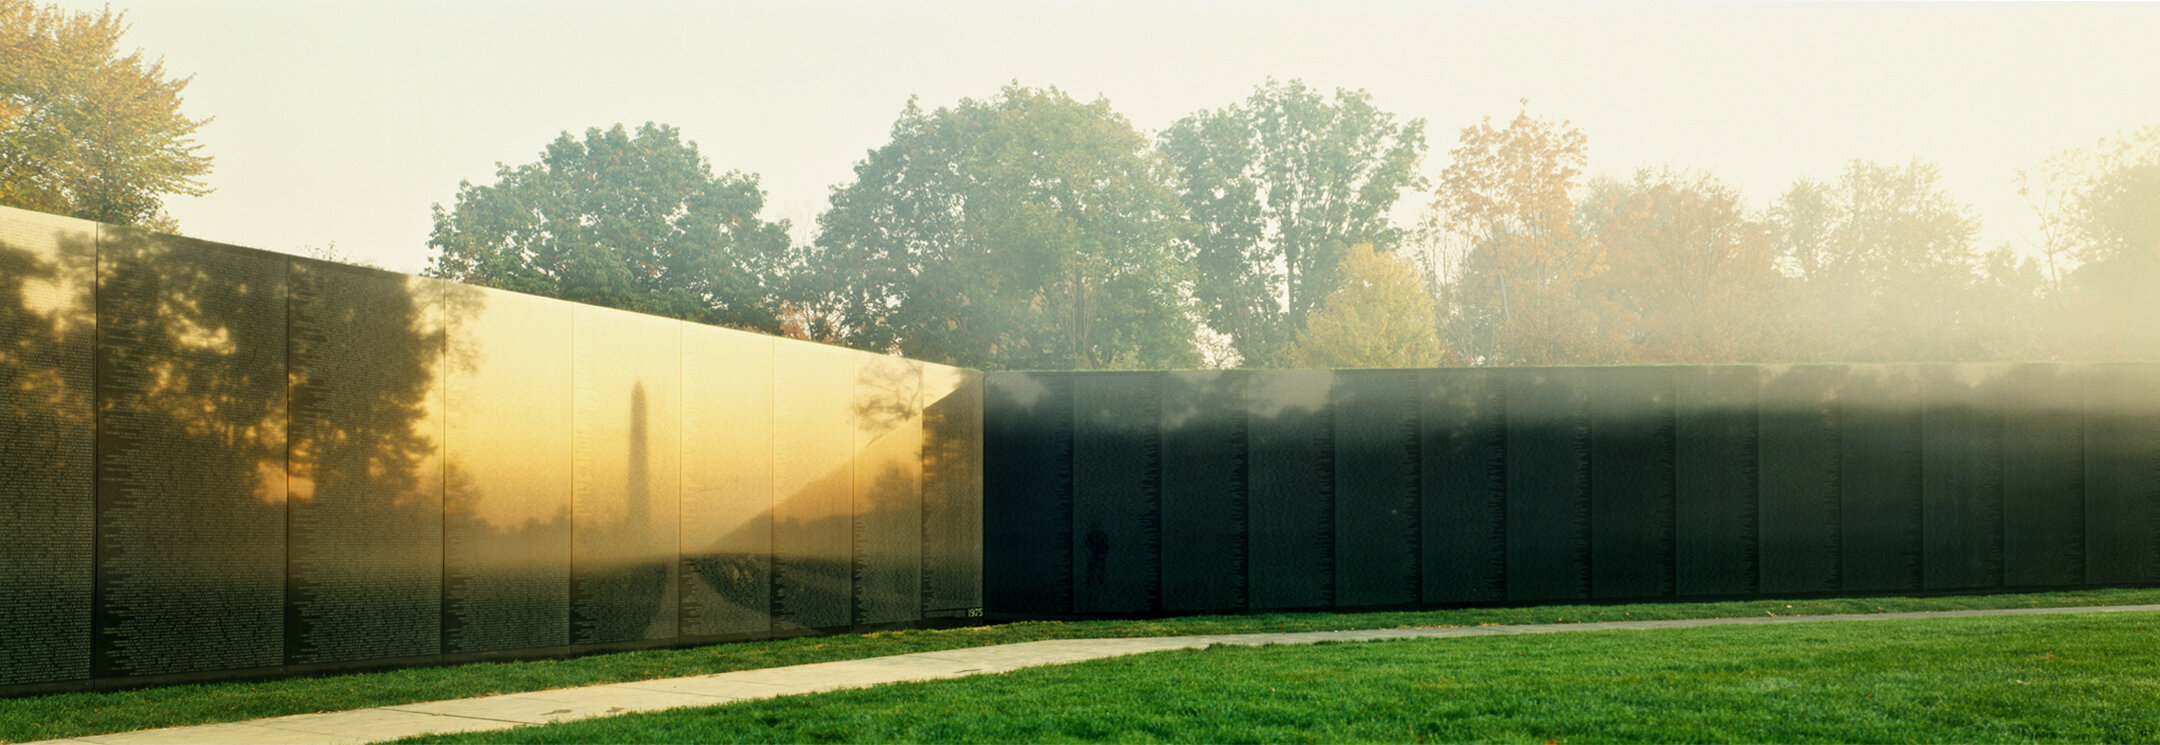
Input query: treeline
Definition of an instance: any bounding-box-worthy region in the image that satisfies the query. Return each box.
[422,82,2160,370]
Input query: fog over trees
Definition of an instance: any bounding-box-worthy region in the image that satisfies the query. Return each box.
[7,1,2150,372]
[405,89,2160,369]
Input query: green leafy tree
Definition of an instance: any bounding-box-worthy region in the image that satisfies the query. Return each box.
[1767,159,1983,361]
[1160,79,1426,367]
[803,84,1196,370]
[0,0,211,230]
[425,123,790,331]
[1288,243,1445,369]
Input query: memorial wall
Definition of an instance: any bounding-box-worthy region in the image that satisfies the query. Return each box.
[0,206,984,693]
[985,364,2160,616]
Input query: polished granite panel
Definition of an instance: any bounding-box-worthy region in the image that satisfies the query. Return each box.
[982,372,1073,616]
[284,260,445,664]
[0,208,96,686]
[1588,367,1675,600]
[1838,365,1923,593]
[1159,370,1247,612]
[1673,366,1759,597]
[1504,368,1589,602]
[1919,365,2003,591]
[679,325,774,638]
[571,305,681,644]
[852,352,923,625]
[771,342,856,631]
[1245,370,1335,610]
[921,364,984,614]
[443,287,573,654]
[94,227,288,677]
[2000,364,2085,587]
[1757,365,1842,595]
[2083,363,2160,585]
[1420,368,1506,604]
[1071,372,1160,614]
[1332,370,1419,608]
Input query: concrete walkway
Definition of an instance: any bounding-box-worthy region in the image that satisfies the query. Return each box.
[32,603,2160,745]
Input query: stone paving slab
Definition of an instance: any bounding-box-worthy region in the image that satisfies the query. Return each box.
[27,603,2160,745]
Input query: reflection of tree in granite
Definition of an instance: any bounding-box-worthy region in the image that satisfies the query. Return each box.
[0,220,97,686]
[93,227,294,677]
[285,259,460,663]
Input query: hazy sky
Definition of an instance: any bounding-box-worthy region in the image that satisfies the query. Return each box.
[56,0,2160,274]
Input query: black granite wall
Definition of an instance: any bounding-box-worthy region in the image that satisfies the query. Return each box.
[0,206,983,694]
[984,364,2160,616]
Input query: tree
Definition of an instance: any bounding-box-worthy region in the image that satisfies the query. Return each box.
[1767,159,1983,361]
[1580,171,1791,363]
[0,0,211,230]
[1160,79,1426,367]
[2046,161,2160,360]
[1287,243,1445,368]
[802,84,1197,370]
[2018,124,2160,286]
[1434,104,1624,365]
[425,123,791,331]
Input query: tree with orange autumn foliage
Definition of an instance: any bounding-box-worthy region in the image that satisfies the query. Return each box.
[1581,172,1793,363]
[1434,104,1626,365]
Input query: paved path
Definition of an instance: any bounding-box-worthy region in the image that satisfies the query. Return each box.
[31,604,2160,745]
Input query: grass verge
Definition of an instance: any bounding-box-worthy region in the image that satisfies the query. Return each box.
[402,611,2160,744]
[3,588,2157,742]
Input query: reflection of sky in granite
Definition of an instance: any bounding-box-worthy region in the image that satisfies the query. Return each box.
[448,288,571,532]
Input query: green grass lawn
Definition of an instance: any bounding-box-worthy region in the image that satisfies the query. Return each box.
[3,588,2157,743]
[401,610,2160,744]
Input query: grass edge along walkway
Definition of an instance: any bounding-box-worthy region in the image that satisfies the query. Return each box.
[23,603,2160,745]
[8,588,2160,742]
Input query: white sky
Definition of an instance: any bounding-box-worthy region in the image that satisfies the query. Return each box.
[56,0,2160,274]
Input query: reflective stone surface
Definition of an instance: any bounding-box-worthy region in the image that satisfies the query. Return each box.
[1504,368,1590,602]
[571,305,681,644]
[920,364,984,614]
[444,286,572,655]
[1332,370,1418,608]
[95,226,289,678]
[1420,368,1505,604]
[1920,365,2003,591]
[1673,366,1759,597]
[1246,370,1334,609]
[852,353,922,625]
[982,371,1073,616]
[1589,367,1675,600]
[1757,365,1842,594]
[2001,364,2085,587]
[1839,365,1924,593]
[286,259,445,664]
[0,208,96,686]
[679,325,774,638]
[770,342,855,631]
[0,206,983,693]
[2084,363,2160,585]
[1159,370,1247,612]
[1072,372,1159,613]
